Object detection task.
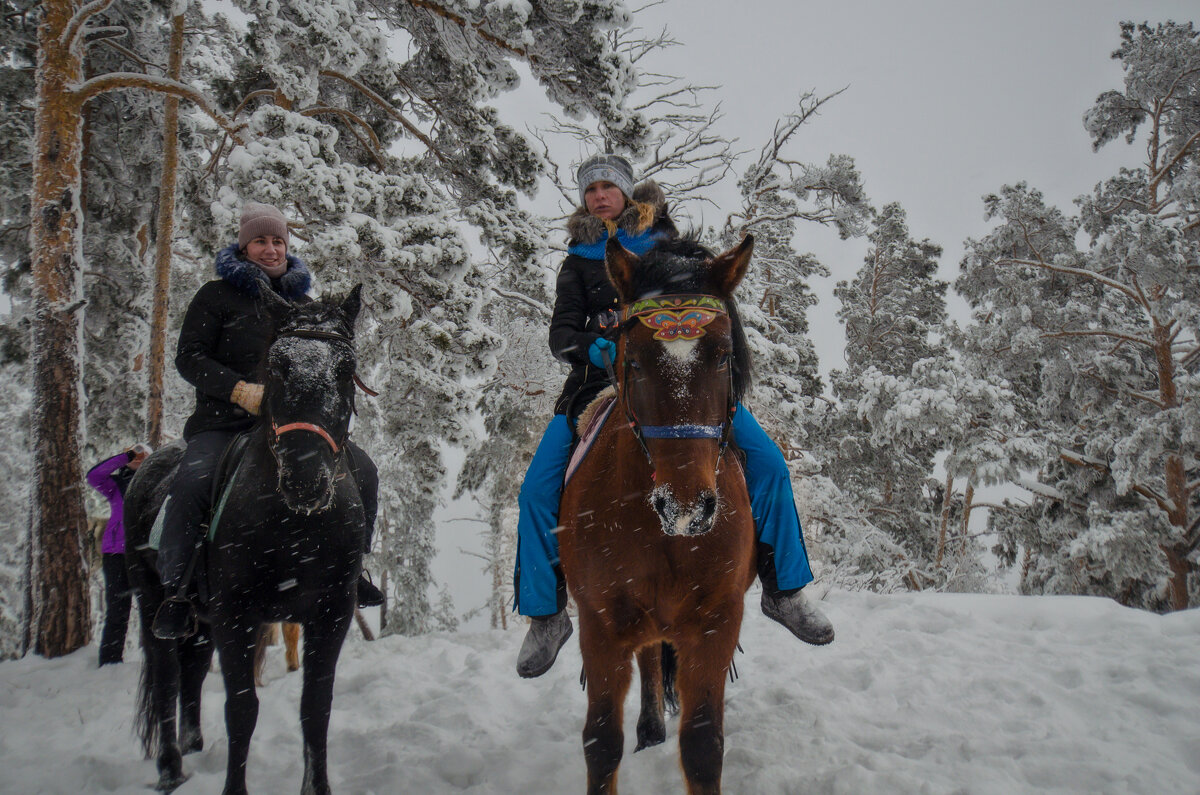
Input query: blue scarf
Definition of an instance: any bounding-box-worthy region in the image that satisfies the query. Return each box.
[567,227,662,260]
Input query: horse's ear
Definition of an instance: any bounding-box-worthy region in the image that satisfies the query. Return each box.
[605,236,639,303]
[341,284,363,330]
[709,235,753,296]
[260,286,294,324]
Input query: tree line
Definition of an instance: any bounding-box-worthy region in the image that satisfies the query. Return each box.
[0,4,1194,658]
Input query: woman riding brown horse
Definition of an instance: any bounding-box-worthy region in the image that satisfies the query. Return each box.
[559,235,762,793]
[515,154,833,678]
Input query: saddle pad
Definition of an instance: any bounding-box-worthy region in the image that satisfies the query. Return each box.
[564,395,616,487]
[145,432,251,550]
[148,496,170,551]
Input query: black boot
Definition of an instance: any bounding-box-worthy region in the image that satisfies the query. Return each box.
[516,609,573,678]
[356,572,384,607]
[152,596,199,640]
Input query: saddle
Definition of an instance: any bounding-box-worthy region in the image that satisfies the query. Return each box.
[565,388,617,486]
[145,432,253,606]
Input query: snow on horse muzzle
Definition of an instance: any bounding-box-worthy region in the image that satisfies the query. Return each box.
[271,420,342,514]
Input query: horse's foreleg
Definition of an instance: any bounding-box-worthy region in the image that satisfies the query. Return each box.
[579,617,633,795]
[299,609,352,795]
[213,619,260,795]
[253,624,274,688]
[178,626,213,755]
[674,627,740,795]
[283,622,302,672]
[633,643,665,752]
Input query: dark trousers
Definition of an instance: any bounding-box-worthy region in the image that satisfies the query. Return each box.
[99,553,132,665]
[158,430,236,589]
[157,429,378,591]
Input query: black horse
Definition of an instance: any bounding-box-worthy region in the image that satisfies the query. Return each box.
[125,285,370,794]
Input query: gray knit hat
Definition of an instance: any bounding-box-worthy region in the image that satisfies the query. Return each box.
[238,202,289,249]
[576,154,634,206]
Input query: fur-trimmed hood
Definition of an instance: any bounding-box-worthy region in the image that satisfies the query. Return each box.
[566,179,677,245]
[215,243,311,299]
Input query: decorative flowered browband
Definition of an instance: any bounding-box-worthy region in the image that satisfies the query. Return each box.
[623,294,727,341]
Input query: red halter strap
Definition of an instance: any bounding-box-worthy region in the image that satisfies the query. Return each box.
[272,421,340,455]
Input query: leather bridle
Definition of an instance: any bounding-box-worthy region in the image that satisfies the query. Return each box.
[601,294,738,482]
[268,328,359,458]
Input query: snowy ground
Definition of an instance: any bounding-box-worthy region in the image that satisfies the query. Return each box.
[1,590,1198,794]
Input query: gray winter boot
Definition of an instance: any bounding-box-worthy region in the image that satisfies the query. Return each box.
[761,588,834,646]
[516,610,574,678]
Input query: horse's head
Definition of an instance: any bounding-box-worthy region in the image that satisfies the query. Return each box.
[260,284,363,514]
[606,235,754,537]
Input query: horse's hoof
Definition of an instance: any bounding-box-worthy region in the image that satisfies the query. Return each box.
[155,771,189,792]
[634,724,666,752]
[180,730,203,755]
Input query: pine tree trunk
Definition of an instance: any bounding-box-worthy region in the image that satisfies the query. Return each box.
[27,0,91,657]
[960,481,975,558]
[1152,320,1190,610]
[146,13,185,448]
[935,471,953,568]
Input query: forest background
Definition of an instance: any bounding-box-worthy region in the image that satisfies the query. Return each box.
[0,0,1196,658]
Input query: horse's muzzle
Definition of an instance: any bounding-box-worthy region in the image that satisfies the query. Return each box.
[278,468,333,515]
[651,487,718,537]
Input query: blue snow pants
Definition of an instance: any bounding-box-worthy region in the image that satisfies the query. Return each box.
[513,405,815,617]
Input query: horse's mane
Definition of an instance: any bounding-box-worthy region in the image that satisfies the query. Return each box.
[628,237,754,403]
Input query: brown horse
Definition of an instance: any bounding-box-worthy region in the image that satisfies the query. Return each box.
[558,235,758,794]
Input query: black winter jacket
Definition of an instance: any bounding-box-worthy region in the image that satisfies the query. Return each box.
[550,180,678,417]
[176,244,311,438]
[549,254,621,416]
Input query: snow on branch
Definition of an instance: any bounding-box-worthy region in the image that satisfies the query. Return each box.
[995,257,1141,304]
[318,70,450,167]
[73,72,245,144]
[1038,328,1156,349]
[490,285,551,318]
[1149,128,1200,193]
[60,0,115,50]
[403,0,532,60]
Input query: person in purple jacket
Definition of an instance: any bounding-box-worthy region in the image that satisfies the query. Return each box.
[87,444,149,666]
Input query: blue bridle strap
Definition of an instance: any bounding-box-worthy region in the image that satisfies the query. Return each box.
[639,424,724,439]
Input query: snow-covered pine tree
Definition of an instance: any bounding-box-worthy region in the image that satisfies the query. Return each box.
[821,203,949,586]
[0,3,36,657]
[720,91,871,444]
[855,356,1043,591]
[716,93,878,589]
[957,22,1200,611]
[79,0,175,460]
[174,0,647,634]
[17,0,243,656]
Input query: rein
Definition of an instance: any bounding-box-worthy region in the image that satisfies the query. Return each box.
[603,294,738,480]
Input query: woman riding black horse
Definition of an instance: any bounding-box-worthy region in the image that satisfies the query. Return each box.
[515,154,835,677]
[152,202,383,639]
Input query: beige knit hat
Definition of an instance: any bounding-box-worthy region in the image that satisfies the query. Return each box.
[238,202,289,249]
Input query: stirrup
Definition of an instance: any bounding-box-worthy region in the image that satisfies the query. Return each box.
[356,571,384,608]
[152,596,198,640]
